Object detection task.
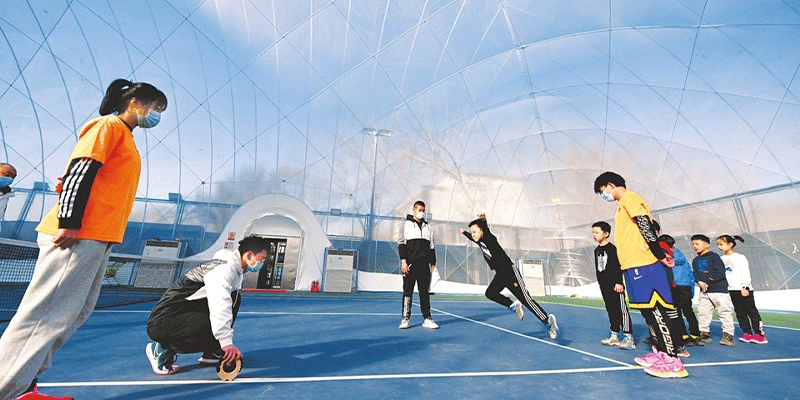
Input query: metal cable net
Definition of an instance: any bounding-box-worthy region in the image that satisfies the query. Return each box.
[1,0,799,289]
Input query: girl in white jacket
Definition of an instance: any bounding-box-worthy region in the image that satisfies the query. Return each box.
[717,235,767,344]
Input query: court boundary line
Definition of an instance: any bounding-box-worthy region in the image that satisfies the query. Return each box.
[37,357,800,388]
[34,366,640,387]
[90,310,399,316]
[85,299,800,331]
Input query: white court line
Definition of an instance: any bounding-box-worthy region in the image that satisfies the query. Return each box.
[239,312,397,316]
[90,302,800,332]
[683,357,800,368]
[36,365,636,387]
[429,306,633,367]
[90,306,800,331]
[34,357,800,388]
[92,310,397,316]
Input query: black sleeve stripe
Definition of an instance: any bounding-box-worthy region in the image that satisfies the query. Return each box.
[58,158,91,218]
[57,158,102,229]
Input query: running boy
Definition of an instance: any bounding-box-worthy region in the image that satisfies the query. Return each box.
[593,171,687,378]
[460,213,558,339]
[591,221,635,350]
[690,234,735,346]
[145,235,271,375]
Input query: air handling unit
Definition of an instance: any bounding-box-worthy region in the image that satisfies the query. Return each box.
[322,248,357,293]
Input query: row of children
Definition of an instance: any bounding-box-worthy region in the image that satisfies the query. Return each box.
[592,171,767,379]
[592,217,768,355]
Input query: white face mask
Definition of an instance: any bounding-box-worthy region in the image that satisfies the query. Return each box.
[601,190,614,202]
[415,210,425,220]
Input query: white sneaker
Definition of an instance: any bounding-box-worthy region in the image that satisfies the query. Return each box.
[399,318,410,329]
[146,342,179,375]
[510,300,524,321]
[422,318,439,329]
[618,334,637,350]
[546,314,558,339]
[198,350,223,364]
[601,331,619,346]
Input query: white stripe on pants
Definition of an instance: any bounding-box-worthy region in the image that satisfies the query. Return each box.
[697,291,735,335]
[0,233,111,400]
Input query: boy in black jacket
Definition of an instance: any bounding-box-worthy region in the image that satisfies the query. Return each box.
[592,221,635,350]
[460,213,558,339]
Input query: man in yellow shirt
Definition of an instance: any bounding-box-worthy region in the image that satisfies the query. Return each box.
[594,171,687,379]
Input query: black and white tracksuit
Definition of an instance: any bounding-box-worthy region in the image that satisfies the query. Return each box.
[594,243,633,334]
[463,219,549,323]
[398,215,436,320]
[147,250,243,354]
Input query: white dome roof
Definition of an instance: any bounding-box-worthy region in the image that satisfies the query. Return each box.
[2,1,799,288]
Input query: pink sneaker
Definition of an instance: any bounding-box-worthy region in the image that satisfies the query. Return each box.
[750,333,768,344]
[739,333,752,343]
[634,346,667,368]
[644,355,689,378]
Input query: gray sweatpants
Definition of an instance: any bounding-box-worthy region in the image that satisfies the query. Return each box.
[0,233,112,399]
[697,291,735,336]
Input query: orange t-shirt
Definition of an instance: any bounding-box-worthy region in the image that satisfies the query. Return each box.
[37,115,141,243]
[614,190,658,269]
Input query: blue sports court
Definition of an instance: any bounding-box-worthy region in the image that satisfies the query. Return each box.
[5,293,797,400]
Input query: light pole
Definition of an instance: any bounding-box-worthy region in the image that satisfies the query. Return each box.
[363,128,391,241]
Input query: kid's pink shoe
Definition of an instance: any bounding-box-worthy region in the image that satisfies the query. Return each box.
[750,333,768,344]
[634,346,667,368]
[739,333,752,343]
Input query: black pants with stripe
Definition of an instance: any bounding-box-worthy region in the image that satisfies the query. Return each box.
[599,282,632,334]
[729,290,763,336]
[402,258,432,319]
[485,263,548,323]
[640,304,678,356]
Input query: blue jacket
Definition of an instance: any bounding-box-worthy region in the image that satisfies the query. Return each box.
[672,248,694,294]
[692,251,728,293]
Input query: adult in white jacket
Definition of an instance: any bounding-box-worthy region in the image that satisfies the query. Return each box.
[145,235,270,375]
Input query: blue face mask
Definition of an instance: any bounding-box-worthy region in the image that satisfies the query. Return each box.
[601,190,614,202]
[0,176,13,188]
[138,109,161,128]
[247,260,264,273]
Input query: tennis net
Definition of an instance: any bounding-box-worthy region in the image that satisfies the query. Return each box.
[0,238,204,322]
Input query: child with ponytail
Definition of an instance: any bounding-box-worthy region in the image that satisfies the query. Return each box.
[717,235,767,344]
